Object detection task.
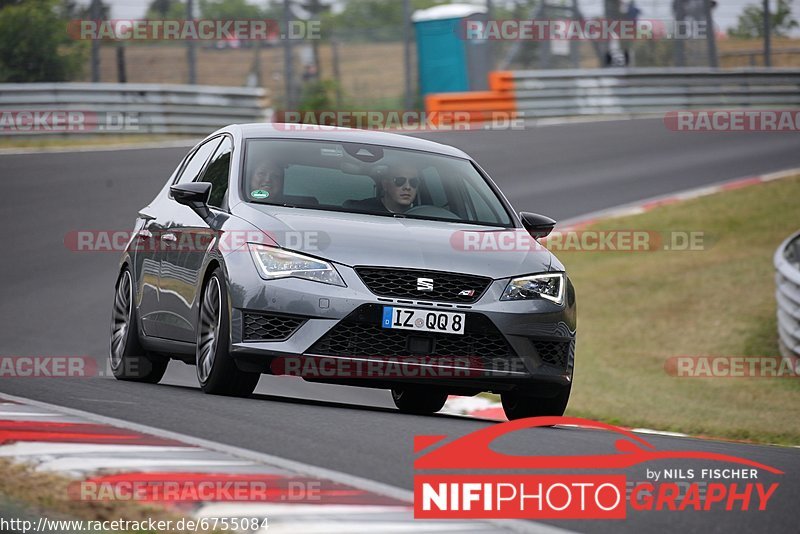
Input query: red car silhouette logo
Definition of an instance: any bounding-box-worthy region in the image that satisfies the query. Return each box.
[415,416,783,473]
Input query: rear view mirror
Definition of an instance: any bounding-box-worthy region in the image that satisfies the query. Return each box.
[519,212,556,239]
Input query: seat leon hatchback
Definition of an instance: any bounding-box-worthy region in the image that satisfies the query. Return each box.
[109,124,576,420]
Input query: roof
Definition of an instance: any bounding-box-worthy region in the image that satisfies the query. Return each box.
[230,123,470,159]
[411,3,487,23]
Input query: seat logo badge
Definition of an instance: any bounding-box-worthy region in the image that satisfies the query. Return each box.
[458,289,475,297]
[417,277,434,291]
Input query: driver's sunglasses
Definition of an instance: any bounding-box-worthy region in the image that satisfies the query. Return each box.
[392,176,420,188]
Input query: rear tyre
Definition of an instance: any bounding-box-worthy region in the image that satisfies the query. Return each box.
[109,267,168,383]
[501,385,571,420]
[196,268,260,396]
[391,387,448,415]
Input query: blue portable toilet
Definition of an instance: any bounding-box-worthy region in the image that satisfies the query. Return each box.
[412,4,489,97]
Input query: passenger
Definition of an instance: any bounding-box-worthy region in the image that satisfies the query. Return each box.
[249,162,284,201]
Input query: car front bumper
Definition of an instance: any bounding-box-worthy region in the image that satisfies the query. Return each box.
[224,252,576,395]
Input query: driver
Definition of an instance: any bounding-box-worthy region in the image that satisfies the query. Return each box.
[379,163,420,213]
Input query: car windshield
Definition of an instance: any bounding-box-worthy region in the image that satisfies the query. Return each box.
[242,138,513,227]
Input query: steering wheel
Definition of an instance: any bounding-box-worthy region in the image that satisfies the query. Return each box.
[404,205,460,220]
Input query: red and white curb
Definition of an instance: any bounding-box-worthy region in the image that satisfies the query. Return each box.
[442,395,507,421]
[557,166,800,232]
[1,394,548,533]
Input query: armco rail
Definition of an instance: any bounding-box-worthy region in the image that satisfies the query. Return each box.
[0,83,270,135]
[775,230,800,362]
[426,68,800,120]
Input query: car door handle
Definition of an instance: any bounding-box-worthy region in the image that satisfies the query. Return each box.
[137,229,153,240]
[160,233,177,243]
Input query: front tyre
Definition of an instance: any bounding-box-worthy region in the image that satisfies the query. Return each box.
[109,268,168,383]
[196,269,260,396]
[501,385,571,420]
[391,387,448,415]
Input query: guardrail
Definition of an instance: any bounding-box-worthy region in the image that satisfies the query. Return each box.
[775,230,800,362]
[426,68,800,121]
[0,83,270,135]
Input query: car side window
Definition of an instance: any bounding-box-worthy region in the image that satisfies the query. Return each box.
[175,137,221,185]
[197,136,232,209]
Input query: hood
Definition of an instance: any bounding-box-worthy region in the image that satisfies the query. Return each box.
[233,203,553,279]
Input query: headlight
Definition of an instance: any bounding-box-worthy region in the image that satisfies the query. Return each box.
[248,243,345,287]
[501,272,565,304]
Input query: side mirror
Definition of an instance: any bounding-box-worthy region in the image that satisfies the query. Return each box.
[519,211,556,239]
[171,182,212,220]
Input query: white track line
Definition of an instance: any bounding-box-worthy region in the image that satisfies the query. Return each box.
[0,411,63,417]
[36,458,254,473]
[0,442,191,457]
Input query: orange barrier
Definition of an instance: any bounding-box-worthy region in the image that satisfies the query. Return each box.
[488,71,515,92]
[424,71,517,125]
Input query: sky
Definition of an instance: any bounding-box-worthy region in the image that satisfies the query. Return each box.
[79,0,790,35]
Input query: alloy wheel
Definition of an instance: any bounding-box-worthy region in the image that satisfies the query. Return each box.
[110,270,132,369]
[197,276,222,383]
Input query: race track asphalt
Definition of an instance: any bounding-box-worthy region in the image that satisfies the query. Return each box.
[1,118,798,533]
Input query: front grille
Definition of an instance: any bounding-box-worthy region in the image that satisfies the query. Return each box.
[307,304,518,365]
[355,267,491,303]
[533,339,572,368]
[310,322,514,360]
[243,312,305,341]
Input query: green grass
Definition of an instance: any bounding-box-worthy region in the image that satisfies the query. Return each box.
[554,175,800,444]
[0,459,224,533]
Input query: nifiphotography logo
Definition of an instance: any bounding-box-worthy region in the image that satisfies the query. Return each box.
[413,417,783,519]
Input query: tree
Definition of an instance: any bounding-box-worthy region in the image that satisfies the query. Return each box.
[728,0,798,38]
[145,0,185,19]
[60,0,109,19]
[0,0,86,82]
[199,0,263,19]
[327,0,445,41]
[148,0,178,17]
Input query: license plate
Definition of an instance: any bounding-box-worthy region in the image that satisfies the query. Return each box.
[381,306,465,335]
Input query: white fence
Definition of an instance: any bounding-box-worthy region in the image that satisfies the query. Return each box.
[509,68,800,118]
[775,230,800,361]
[0,83,270,135]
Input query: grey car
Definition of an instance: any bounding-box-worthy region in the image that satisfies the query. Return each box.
[110,124,576,419]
